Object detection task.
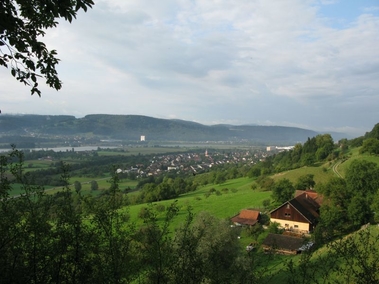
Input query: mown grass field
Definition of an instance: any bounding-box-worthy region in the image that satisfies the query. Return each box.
[125,177,272,231]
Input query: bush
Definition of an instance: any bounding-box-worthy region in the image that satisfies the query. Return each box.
[155,204,165,212]
[204,192,211,198]
[138,207,149,219]
[222,188,229,193]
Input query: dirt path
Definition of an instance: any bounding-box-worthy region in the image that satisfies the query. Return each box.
[332,160,343,178]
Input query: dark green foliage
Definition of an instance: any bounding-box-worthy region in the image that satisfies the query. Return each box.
[247,165,261,178]
[345,159,379,197]
[138,206,150,219]
[74,180,82,192]
[1,0,94,95]
[137,176,196,203]
[271,178,295,204]
[295,174,315,190]
[171,211,243,284]
[90,180,98,191]
[256,175,275,191]
[365,123,379,139]
[214,171,227,184]
[285,227,379,284]
[268,134,336,172]
[360,138,379,155]
[0,148,137,283]
[317,160,379,239]
[262,199,271,210]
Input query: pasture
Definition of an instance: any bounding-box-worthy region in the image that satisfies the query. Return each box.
[125,177,271,231]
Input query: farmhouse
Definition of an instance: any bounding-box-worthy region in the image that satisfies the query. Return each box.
[270,190,322,233]
[231,209,261,226]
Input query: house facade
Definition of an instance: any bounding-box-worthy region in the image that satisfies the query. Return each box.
[270,190,322,233]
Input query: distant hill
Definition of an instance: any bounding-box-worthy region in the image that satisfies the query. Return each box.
[0,114,341,145]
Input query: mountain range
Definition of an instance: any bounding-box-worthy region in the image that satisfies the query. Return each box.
[0,114,347,145]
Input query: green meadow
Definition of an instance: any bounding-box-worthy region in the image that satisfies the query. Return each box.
[337,147,379,177]
[125,177,272,230]
[271,163,335,185]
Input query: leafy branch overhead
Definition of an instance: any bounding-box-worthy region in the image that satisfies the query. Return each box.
[0,0,94,96]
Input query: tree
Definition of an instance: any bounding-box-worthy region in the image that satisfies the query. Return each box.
[214,171,226,184]
[247,166,261,178]
[295,174,315,190]
[172,211,242,283]
[347,196,372,228]
[90,180,98,191]
[345,160,379,197]
[256,176,275,191]
[1,0,94,96]
[271,178,295,204]
[74,180,82,193]
[360,138,379,155]
[315,134,335,161]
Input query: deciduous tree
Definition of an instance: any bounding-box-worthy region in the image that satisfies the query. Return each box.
[271,178,295,204]
[1,0,94,95]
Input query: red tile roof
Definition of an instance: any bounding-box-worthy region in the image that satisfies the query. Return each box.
[231,209,260,226]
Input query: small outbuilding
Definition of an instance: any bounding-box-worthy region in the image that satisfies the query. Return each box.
[231,209,261,226]
[262,233,306,255]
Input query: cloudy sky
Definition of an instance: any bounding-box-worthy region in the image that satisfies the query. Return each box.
[1,0,378,137]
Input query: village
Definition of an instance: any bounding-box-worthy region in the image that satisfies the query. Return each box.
[117,147,276,178]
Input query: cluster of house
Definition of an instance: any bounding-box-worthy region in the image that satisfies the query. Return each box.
[118,149,270,177]
[231,190,322,255]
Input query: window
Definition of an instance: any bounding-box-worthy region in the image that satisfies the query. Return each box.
[294,225,298,229]
[284,213,291,217]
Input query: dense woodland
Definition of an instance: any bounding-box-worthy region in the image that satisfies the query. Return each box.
[0,123,379,283]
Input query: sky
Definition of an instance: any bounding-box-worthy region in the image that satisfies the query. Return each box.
[1,0,379,137]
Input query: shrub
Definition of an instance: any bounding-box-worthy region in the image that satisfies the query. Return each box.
[155,204,165,212]
[221,188,229,193]
[138,207,149,219]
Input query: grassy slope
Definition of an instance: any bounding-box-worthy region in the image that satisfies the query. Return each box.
[126,177,271,230]
[271,163,335,185]
[337,147,379,177]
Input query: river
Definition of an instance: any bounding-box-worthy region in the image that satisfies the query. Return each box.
[0,146,119,153]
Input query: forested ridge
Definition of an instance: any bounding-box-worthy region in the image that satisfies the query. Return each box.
[0,123,378,283]
[0,114,324,144]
